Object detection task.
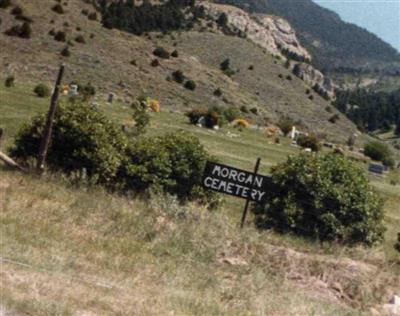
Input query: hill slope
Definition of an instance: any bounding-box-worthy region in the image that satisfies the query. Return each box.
[0,0,358,142]
[215,0,400,74]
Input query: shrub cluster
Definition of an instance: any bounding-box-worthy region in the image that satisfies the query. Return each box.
[171,70,196,91]
[254,153,386,246]
[119,132,214,202]
[10,100,215,204]
[5,22,32,39]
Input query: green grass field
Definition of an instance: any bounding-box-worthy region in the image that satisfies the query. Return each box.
[1,84,399,315]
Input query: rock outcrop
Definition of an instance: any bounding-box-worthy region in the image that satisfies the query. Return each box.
[201,1,335,99]
[201,2,311,61]
[292,62,335,99]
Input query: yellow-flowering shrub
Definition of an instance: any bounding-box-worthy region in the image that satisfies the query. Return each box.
[232,118,250,128]
[147,98,160,112]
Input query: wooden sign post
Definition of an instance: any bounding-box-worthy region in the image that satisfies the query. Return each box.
[36,64,65,172]
[202,158,269,228]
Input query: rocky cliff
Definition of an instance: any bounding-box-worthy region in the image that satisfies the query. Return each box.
[201,1,335,98]
[201,1,310,61]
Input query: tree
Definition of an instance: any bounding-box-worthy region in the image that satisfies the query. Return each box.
[254,153,386,245]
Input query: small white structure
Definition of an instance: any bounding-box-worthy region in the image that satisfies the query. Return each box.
[291,126,307,140]
[69,84,78,96]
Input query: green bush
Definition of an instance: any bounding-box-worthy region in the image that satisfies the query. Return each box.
[10,100,127,184]
[33,83,50,98]
[184,80,196,91]
[153,47,170,59]
[119,131,216,203]
[254,153,386,245]
[5,76,15,87]
[297,134,320,152]
[364,141,394,167]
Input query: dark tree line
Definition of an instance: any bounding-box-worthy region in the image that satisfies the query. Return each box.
[99,0,203,35]
[334,88,400,134]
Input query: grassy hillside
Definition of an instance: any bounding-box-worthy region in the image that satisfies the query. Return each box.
[0,0,358,142]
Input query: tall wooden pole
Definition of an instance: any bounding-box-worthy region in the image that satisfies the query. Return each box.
[240,157,261,228]
[36,64,65,172]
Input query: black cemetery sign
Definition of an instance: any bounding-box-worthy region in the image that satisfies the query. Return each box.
[202,159,272,228]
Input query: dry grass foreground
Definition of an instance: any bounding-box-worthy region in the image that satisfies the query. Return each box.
[1,168,399,315]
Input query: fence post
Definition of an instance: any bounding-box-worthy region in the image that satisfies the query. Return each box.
[36,64,65,172]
